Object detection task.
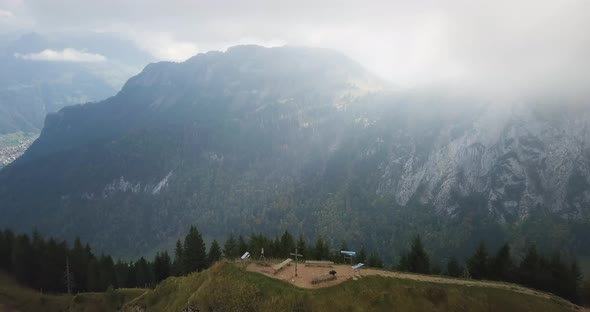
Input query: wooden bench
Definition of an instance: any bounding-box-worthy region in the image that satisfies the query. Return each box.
[304,260,334,268]
[273,258,293,274]
[311,274,337,284]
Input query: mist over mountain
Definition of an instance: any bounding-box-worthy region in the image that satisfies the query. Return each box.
[0,45,588,261]
[0,32,153,134]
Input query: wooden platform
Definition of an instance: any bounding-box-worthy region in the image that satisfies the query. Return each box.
[273,258,293,274]
[304,260,334,268]
[311,274,337,284]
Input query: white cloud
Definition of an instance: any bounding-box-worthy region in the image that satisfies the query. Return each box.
[0,9,13,19]
[14,48,107,62]
[131,32,199,62]
[8,0,590,100]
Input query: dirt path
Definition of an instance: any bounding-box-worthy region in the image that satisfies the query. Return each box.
[247,262,582,310]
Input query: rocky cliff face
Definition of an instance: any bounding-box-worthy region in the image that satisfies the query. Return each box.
[0,45,588,259]
[375,103,590,223]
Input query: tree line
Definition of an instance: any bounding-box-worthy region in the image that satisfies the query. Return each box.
[0,228,587,305]
[0,227,383,294]
[397,235,585,305]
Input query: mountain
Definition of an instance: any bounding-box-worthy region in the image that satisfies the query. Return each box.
[0,45,589,260]
[0,32,153,167]
[0,32,152,134]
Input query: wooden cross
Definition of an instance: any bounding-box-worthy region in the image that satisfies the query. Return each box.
[290,247,303,277]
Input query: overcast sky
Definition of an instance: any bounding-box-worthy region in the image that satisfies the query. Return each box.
[1,0,589,100]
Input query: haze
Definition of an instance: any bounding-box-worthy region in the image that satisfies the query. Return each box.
[1,0,589,101]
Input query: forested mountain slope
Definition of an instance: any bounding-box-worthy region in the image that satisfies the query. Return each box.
[0,45,589,260]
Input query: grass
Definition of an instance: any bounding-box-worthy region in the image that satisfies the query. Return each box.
[0,264,582,312]
[0,271,145,312]
[123,261,581,312]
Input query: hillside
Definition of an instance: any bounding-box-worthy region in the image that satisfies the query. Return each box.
[0,45,589,260]
[0,271,145,312]
[0,261,585,312]
[127,262,583,312]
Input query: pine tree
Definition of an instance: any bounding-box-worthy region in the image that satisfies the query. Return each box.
[519,244,540,287]
[446,257,463,277]
[0,229,14,272]
[208,240,222,266]
[296,235,306,259]
[86,258,100,291]
[398,254,410,271]
[172,239,184,276]
[41,238,67,292]
[490,243,513,281]
[98,255,116,290]
[11,234,34,285]
[566,261,582,304]
[467,241,489,280]
[183,226,207,273]
[280,231,295,258]
[134,257,151,288]
[30,230,46,290]
[153,251,171,283]
[313,237,330,260]
[70,237,92,292]
[367,253,384,268]
[223,234,238,259]
[357,245,367,264]
[238,235,248,257]
[407,235,430,274]
[114,260,130,288]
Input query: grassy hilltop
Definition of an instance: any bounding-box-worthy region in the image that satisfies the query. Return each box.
[0,262,584,312]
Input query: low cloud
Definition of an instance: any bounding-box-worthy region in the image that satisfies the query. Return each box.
[0,9,13,19]
[130,32,199,62]
[14,48,107,62]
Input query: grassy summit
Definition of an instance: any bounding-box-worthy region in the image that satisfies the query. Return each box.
[123,262,582,312]
[0,262,583,312]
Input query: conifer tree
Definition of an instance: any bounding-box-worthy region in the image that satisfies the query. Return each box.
[86,259,100,291]
[446,257,463,277]
[238,235,248,257]
[70,237,91,292]
[367,253,384,268]
[183,226,207,273]
[114,260,130,288]
[467,241,489,280]
[490,243,513,281]
[280,231,295,258]
[398,254,410,272]
[313,237,330,260]
[296,235,306,259]
[134,257,151,288]
[519,244,540,286]
[153,251,171,283]
[407,235,430,274]
[357,245,367,264]
[208,240,222,266]
[223,234,238,259]
[11,234,34,285]
[0,230,14,272]
[98,255,116,290]
[172,239,184,276]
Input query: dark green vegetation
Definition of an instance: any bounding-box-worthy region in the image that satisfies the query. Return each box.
[0,45,589,270]
[2,228,587,307]
[2,262,581,312]
[0,270,144,312]
[398,236,584,304]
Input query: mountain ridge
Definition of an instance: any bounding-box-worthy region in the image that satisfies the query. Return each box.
[0,45,588,260]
